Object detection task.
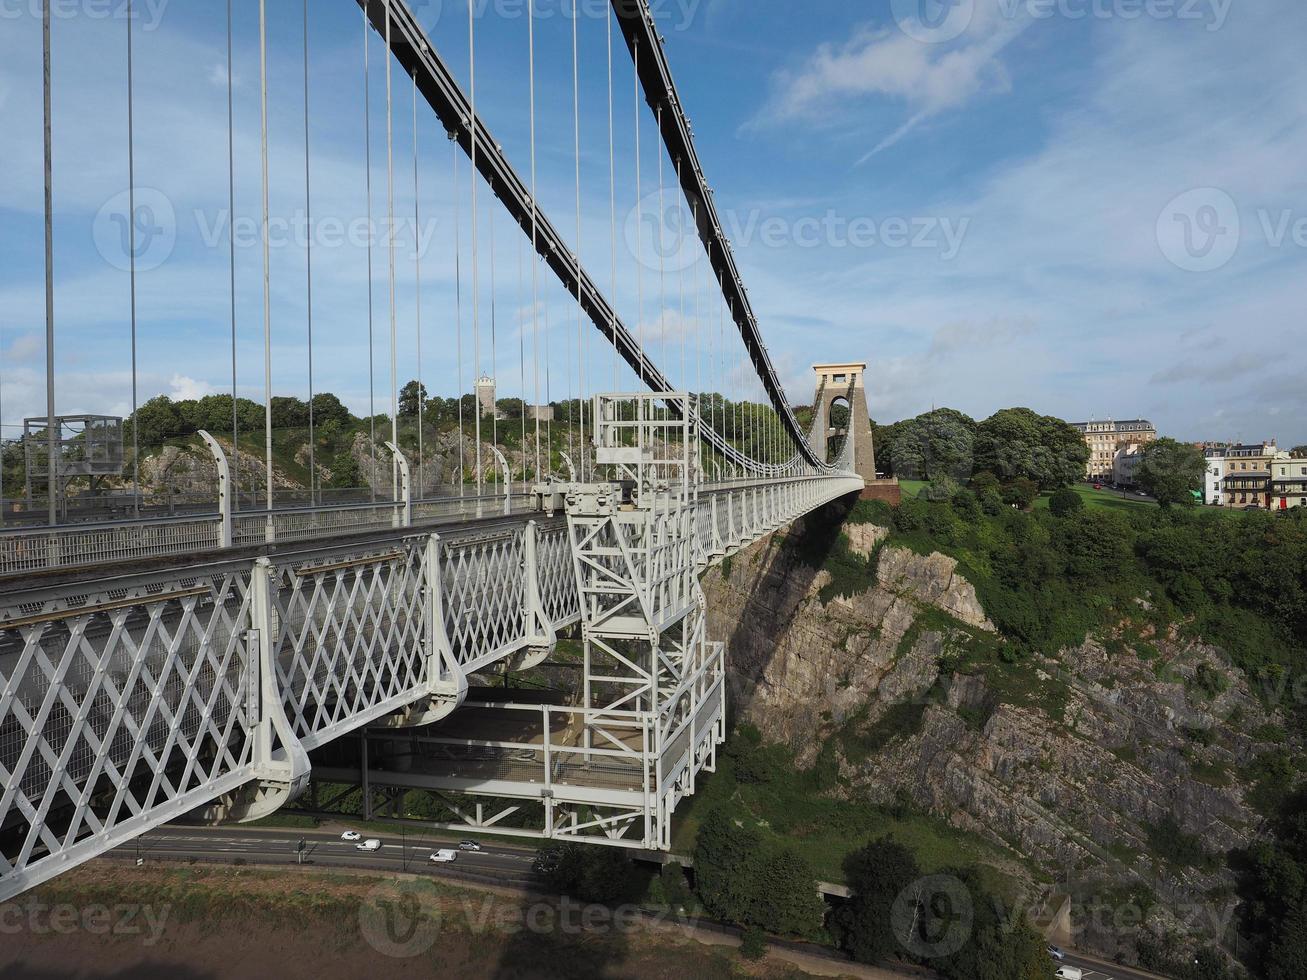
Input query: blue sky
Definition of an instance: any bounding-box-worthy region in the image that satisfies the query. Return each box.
[1,0,1304,445]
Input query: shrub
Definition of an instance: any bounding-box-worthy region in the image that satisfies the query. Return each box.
[1049,486,1084,517]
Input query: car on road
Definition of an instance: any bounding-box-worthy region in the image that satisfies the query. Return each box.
[458,840,482,851]
[355,838,382,852]
[430,849,457,863]
[340,830,362,842]
[1053,967,1082,980]
[1047,944,1066,961]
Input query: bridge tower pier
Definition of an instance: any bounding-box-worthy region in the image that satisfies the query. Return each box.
[811,363,900,503]
[565,393,727,849]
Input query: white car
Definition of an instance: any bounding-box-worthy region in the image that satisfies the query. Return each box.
[339,830,362,842]
[355,838,382,852]
[429,849,457,863]
[1054,968,1082,980]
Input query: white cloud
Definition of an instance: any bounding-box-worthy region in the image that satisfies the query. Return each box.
[169,374,215,400]
[4,333,43,364]
[754,2,1030,158]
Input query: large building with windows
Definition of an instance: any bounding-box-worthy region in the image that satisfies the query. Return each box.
[1203,447,1228,506]
[1220,443,1280,509]
[1070,419,1158,480]
[1272,455,1307,511]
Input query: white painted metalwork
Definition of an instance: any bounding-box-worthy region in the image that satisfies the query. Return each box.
[0,406,860,900]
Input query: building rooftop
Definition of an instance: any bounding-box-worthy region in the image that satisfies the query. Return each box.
[1071,419,1155,431]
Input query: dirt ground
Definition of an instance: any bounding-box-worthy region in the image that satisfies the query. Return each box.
[0,864,860,980]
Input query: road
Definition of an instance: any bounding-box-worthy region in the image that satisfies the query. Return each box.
[124,825,1174,980]
[1053,950,1173,980]
[131,824,538,887]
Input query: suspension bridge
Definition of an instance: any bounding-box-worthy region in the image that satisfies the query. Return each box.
[0,0,892,902]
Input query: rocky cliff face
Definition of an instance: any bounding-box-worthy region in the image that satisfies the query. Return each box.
[702,509,1288,960]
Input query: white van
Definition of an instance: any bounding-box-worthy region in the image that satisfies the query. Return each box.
[355,838,382,852]
[429,849,457,863]
[1053,968,1082,980]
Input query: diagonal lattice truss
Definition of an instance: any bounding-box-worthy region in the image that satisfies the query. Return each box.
[1,472,854,900]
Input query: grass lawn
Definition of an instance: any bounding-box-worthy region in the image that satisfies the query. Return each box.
[901,478,1159,515]
[1034,484,1159,514]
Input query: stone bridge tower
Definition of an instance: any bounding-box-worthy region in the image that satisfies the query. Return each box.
[812,363,901,504]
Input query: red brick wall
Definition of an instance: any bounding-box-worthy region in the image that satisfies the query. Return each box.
[861,480,902,506]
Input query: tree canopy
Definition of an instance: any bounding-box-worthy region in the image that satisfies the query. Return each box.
[973,408,1089,490]
[881,408,977,482]
[1136,437,1206,507]
[693,807,825,938]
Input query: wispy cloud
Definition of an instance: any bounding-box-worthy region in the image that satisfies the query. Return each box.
[751,2,1031,160]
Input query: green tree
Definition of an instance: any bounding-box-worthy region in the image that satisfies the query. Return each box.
[1136,438,1206,507]
[398,381,428,418]
[974,408,1088,490]
[1267,900,1307,979]
[888,409,977,482]
[1049,486,1084,517]
[270,396,309,430]
[832,837,922,964]
[1003,477,1040,510]
[329,450,363,489]
[130,395,185,446]
[919,869,1047,980]
[694,808,824,939]
[311,392,354,429]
